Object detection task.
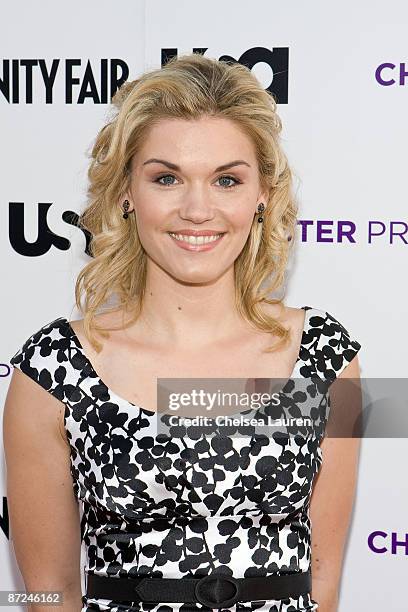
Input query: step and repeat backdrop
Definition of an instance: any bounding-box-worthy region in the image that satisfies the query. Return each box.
[1,1,407,610]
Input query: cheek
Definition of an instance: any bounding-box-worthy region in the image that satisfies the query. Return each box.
[227,206,255,232]
[134,199,165,235]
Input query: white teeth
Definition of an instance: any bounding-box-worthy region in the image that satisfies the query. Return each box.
[169,233,223,245]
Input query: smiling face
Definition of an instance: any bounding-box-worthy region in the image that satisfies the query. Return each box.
[123,115,268,285]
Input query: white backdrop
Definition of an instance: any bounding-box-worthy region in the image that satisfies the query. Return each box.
[1,1,407,610]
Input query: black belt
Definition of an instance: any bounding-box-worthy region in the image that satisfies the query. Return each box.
[86,570,312,608]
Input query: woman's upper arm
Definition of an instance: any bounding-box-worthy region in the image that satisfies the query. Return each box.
[309,353,362,604]
[307,308,363,609]
[3,366,82,594]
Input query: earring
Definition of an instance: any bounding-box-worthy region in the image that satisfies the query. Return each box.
[122,199,131,219]
[257,202,265,223]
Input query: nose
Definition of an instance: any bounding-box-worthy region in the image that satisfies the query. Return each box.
[177,184,216,224]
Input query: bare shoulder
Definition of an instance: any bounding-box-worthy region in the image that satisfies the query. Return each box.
[259,301,306,330]
[68,309,123,348]
[69,309,115,332]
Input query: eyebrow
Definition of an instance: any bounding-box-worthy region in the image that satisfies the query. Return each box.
[142,158,251,172]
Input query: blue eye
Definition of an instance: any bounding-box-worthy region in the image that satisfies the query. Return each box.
[154,174,241,189]
[217,175,241,189]
[156,174,177,186]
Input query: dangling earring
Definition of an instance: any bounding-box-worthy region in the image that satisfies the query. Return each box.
[122,199,131,219]
[257,202,265,223]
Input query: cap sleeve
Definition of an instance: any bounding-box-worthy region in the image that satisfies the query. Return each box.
[314,310,362,382]
[9,317,69,402]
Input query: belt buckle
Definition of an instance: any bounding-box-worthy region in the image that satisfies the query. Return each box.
[195,574,241,608]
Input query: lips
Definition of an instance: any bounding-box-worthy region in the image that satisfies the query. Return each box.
[167,231,226,251]
[168,230,226,236]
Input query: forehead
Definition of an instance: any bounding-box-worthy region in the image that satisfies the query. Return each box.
[136,116,257,165]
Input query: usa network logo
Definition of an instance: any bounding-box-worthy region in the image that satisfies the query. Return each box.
[162,47,289,103]
[0,47,289,104]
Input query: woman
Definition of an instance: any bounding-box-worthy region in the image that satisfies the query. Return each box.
[4,53,362,612]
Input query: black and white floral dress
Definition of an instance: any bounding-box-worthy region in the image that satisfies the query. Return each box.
[9,306,361,612]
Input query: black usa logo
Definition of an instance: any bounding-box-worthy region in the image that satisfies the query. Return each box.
[162,47,289,104]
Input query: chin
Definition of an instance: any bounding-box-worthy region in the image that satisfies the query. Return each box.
[168,268,226,285]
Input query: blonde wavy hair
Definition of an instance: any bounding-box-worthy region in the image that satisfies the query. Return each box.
[73,52,299,353]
